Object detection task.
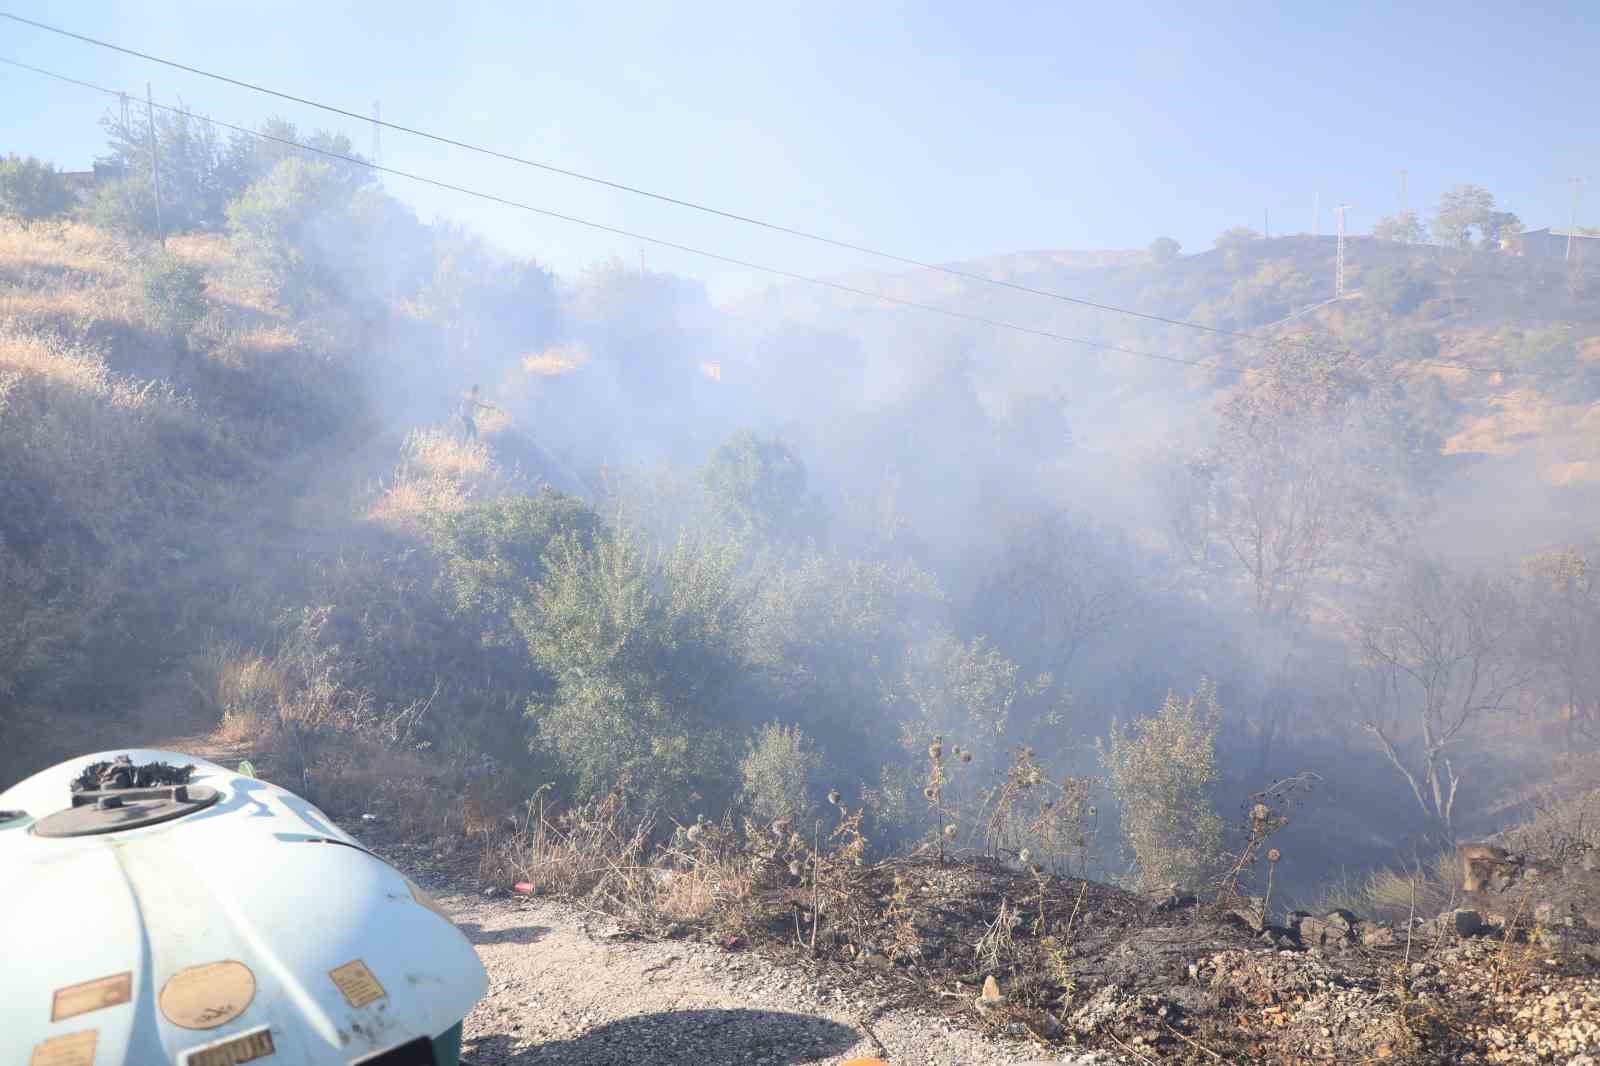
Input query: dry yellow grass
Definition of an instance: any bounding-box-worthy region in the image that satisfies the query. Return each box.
[203,323,303,370]
[0,325,122,396]
[1442,389,1554,457]
[366,428,497,534]
[164,232,232,270]
[0,286,145,335]
[196,644,291,746]
[0,219,131,279]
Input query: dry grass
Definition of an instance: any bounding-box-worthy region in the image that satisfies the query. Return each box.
[1310,849,1460,924]
[164,232,232,271]
[0,219,133,279]
[192,643,292,746]
[481,785,659,905]
[367,428,499,534]
[1501,786,1600,863]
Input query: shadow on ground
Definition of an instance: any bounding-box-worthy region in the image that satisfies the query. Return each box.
[456,921,552,946]
[463,1008,860,1065]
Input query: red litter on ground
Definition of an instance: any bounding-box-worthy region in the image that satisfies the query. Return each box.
[512,882,536,895]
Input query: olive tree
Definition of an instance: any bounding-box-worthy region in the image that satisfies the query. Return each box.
[0,154,73,226]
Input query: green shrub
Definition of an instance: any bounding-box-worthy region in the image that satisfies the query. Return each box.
[1364,265,1436,314]
[0,154,74,226]
[1099,680,1225,891]
[427,489,604,647]
[521,527,746,812]
[140,251,209,338]
[739,721,822,823]
[226,157,354,308]
[84,177,160,236]
[703,430,809,540]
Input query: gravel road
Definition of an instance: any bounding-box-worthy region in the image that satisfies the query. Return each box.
[429,885,1121,1066]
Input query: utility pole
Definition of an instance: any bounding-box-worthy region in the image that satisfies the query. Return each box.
[1568,177,1583,262]
[371,101,381,164]
[145,83,164,245]
[1335,203,1351,297]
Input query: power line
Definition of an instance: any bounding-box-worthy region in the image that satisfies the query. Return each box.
[0,54,1231,375]
[0,8,1378,359]
[0,53,1540,381]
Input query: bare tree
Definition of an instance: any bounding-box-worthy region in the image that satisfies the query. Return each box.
[1352,558,1531,839]
[1172,348,1414,621]
[1524,547,1600,746]
[972,508,1133,674]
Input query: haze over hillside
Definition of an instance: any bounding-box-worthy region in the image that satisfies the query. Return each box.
[2,52,1599,929]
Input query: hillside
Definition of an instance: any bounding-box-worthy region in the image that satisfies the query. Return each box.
[7,157,1600,1057]
[4,125,1600,934]
[744,234,1600,499]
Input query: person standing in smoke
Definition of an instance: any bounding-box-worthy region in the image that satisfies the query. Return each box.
[457,384,497,441]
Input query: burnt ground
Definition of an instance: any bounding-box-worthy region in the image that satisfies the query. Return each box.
[93,736,1600,1064]
[355,809,1600,1066]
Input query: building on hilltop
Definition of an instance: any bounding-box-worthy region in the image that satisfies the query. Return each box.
[1507,228,1600,265]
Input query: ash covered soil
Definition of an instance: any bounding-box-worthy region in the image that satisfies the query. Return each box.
[361,823,1600,1066]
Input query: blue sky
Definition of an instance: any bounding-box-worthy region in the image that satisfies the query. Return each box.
[3,1,1597,301]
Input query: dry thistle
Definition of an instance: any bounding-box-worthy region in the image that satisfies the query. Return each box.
[929,740,943,761]
[943,823,958,839]
[827,788,842,807]
[1263,848,1282,928]
[959,749,973,764]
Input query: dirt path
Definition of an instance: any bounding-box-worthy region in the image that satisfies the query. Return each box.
[424,885,1113,1066]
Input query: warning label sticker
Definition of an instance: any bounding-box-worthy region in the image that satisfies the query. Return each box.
[51,972,132,1021]
[29,1030,97,1066]
[184,1025,276,1066]
[328,959,386,1009]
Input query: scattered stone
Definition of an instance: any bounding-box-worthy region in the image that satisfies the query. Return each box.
[1299,913,1354,948]
[1444,909,1484,937]
[1360,923,1399,948]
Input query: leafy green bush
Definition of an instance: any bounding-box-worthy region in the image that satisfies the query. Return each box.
[0,154,73,226]
[84,177,160,236]
[521,527,746,812]
[1099,680,1225,891]
[140,251,209,338]
[739,721,822,823]
[703,430,809,540]
[427,490,604,647]
[226,157,353,307]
